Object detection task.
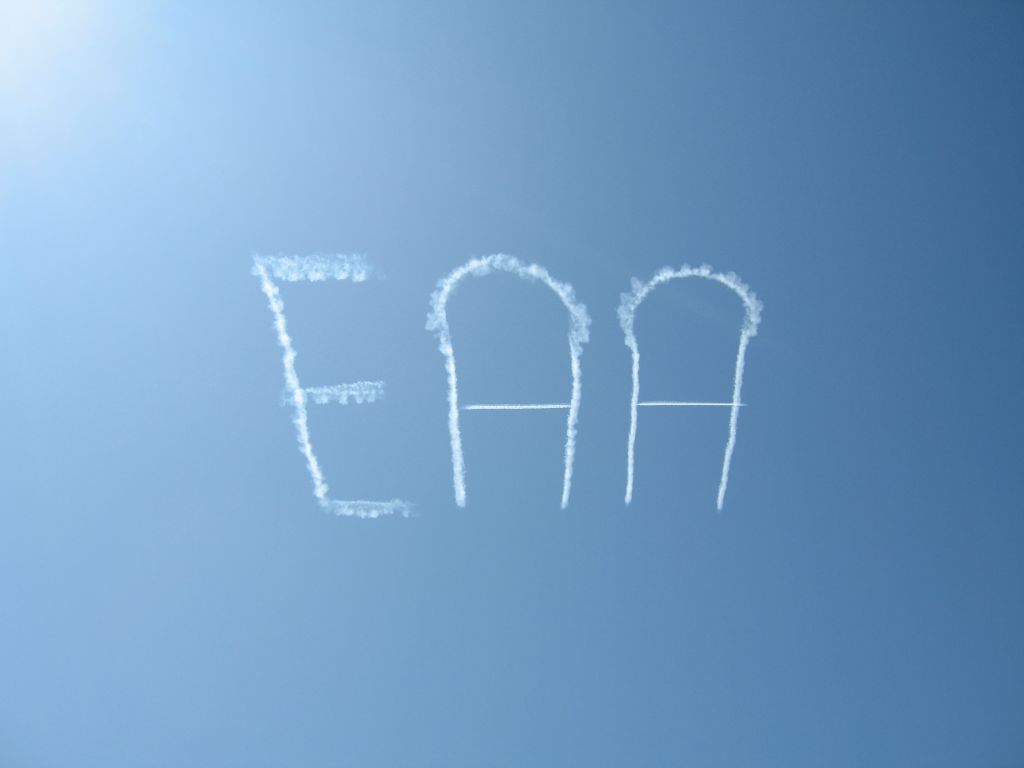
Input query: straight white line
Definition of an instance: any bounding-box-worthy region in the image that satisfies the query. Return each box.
[638,401,746,407]
[463,403,571,410]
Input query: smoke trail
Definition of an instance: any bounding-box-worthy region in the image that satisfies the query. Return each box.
[253,254,373,283]
[253,256,410,519]
[463,403,570,410]
[638,402,745,407]
[426,255,591,508]
[304,381,385,405]
[618,265,762,510]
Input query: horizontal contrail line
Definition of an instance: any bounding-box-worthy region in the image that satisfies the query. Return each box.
[638,401,746,407]
[463,403,571,410]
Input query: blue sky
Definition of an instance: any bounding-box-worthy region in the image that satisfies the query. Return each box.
[1,2,1022,766]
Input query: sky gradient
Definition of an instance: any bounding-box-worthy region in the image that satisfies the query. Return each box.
[1,2,1022,766]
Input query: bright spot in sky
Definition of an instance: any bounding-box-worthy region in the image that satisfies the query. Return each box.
[0,0,122,156]
[0,0,98,96]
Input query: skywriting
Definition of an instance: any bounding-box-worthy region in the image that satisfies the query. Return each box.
[254,254,761,517]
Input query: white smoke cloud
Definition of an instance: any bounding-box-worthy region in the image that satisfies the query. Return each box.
[253,256,410,519]
[618,265,762,510]
[427,254,591,509]
[304,381,385,406]
[253,254,373,283]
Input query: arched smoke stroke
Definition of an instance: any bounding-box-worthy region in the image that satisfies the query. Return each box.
[618,265,762,510]
[427,255,591,509]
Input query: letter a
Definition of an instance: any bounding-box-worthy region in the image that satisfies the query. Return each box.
[427,255,591,508]
[618,265,762,509]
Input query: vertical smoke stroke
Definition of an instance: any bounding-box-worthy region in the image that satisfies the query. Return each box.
[426,255,591,508]
[618,265,762,510]
[253,255,410,519]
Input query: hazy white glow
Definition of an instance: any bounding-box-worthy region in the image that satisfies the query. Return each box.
[0,0,100,95]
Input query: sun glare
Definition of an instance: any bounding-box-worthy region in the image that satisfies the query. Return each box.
[0,0,98,95]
